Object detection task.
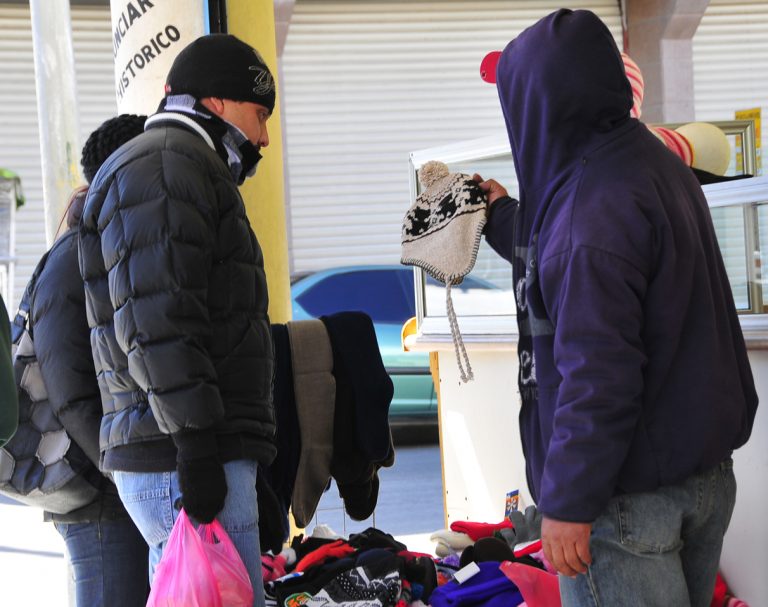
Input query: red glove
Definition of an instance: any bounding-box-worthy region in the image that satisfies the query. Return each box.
[294,539,356,572]
[449,519,514,541]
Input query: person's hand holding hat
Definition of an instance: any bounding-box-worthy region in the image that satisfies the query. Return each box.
[473,173,509,208]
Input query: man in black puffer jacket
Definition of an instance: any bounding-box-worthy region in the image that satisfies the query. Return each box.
[78,35,277,605]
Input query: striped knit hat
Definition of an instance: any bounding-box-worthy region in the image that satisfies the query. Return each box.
[649,125,694,166]
[620,52,697,168]
[621,52,644,119]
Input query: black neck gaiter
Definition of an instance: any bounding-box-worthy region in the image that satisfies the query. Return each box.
[149,95,262,185]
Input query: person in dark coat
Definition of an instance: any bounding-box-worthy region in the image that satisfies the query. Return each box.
[31,114,148,606]
[0,292,17,447]
[477,9,758,606]
[78,34,277,606]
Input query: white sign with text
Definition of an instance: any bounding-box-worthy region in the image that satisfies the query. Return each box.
[111,0,205,114]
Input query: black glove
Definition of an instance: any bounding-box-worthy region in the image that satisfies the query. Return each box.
[173,430,227,524]
[177,456,227,523]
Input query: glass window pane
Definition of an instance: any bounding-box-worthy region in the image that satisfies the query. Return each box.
[424,241,516,317]
[756,203,768,312]
[710,205,750,311]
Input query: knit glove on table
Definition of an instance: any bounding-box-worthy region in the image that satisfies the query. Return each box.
[174,430,227,524]
[429,529,474,557]
[499,505,542,546]
[449,519,514,541]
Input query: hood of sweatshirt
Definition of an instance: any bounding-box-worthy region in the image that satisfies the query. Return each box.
[496,8,633,227]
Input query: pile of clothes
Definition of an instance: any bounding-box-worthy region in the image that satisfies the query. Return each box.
[261,506,557,607]
[261,507,752,607]
[263,526,441,606]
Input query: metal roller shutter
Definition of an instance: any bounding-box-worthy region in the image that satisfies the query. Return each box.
[281,0,623,274]
[0,4,115,308]
[694,0,768,121]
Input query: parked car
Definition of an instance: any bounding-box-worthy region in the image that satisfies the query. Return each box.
[290,265,500,427]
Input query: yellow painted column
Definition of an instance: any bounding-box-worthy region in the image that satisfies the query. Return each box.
[228,0,299,543]
[228,1,291,324]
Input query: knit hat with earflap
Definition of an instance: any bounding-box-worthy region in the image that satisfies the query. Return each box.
[164,34,276,112]
[401,160,488,383]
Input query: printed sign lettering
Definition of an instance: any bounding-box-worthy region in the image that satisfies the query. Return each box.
[110,0,204,114]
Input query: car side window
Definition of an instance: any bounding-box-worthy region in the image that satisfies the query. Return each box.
[296,269,416,323]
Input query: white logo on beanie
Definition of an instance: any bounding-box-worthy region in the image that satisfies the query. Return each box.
[249,65,274,96]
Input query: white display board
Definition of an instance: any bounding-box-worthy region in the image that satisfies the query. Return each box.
[436,348,531,524]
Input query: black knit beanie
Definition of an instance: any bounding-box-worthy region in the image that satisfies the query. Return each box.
[164,34,276,112]
[80,113,147,183]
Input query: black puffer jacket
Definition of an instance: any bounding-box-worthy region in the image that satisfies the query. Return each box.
[32,229,129,523]
[79,119,276,472]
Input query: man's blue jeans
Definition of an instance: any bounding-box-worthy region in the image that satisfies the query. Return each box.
[559,459,736,607]
[54,517,149,607]
[114,459,266,607]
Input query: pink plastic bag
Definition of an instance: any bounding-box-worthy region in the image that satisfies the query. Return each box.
[147,509,254,607]
[500,561,561,607]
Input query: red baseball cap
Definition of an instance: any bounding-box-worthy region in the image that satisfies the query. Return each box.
[480,51,502,84]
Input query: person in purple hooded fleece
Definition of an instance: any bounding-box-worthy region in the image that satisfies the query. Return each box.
[477,9,758,606]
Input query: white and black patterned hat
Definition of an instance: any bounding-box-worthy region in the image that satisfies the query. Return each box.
[402,160,487,284]
[401,160,487,382]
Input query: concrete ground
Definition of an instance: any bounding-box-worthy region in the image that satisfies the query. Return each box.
[0,444,444,606]
[0,496,68,606]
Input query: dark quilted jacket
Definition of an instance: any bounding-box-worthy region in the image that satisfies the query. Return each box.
[32,229,130,522]
[78,121,276,472]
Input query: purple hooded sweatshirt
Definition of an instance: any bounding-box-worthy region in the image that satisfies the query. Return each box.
[484,9,758,522]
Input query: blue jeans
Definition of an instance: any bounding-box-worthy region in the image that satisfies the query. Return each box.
[559,459,736,607]
[114,459,266,607]
[54,518,149,607]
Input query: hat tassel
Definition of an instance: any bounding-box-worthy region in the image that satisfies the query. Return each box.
[446,281,474,383]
